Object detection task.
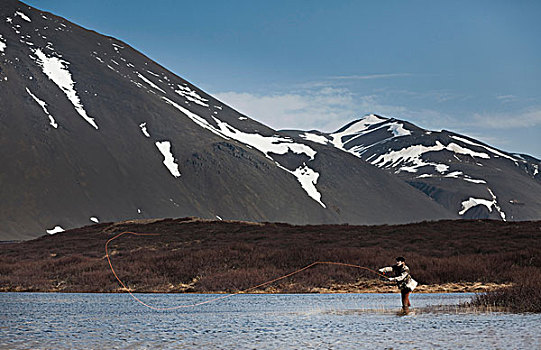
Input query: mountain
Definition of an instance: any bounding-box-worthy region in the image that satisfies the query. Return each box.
[2,2,540,241]
[285,114,541,221]
[0,1,460,240]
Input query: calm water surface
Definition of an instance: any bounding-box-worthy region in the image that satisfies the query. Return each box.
[1,292,539,349]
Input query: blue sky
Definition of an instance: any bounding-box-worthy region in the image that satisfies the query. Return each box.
[25,0,541,157]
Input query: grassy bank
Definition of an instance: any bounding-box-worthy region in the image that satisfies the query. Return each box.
[467,271,541,312]
[1,218,540,305]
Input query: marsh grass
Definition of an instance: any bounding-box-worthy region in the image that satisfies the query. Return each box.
[1,218,539,308]
[466,271,541,313]
[321,304,511,316]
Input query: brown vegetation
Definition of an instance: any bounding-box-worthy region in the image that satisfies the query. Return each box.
[468,270,541,312]
[1,218,540,298]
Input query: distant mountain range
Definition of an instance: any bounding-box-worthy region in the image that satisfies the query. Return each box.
[1,0,540,240]
[285,114,541,222]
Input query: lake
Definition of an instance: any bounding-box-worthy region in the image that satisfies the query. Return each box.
[1,293,539,349]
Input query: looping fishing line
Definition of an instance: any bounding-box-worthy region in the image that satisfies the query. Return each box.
[105,231,389,311]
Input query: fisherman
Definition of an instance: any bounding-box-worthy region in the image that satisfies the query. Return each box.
[379,257,418,309]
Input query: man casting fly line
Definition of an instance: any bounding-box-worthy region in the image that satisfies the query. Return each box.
[379,257,418,309]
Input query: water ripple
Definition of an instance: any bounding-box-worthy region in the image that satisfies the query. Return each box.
[1,293,540,349]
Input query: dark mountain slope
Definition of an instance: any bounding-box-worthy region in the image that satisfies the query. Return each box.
[0,1,456,240]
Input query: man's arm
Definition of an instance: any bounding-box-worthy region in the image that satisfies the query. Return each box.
[378,266,393,274]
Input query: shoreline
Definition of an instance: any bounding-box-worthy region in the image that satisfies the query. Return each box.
[1,282,511,294]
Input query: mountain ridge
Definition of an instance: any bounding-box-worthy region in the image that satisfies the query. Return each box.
[1,1,458,240]
[1,1,540,241]
[289,114,541,221]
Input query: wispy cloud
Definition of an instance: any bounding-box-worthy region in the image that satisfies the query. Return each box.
[470,107,541,129]
[213,87,360,132]
[387,89,468,104]
[496,94,517,101]
[295,73,414,90]
[328,73,413,80]
[212,85,540,158]
[213,86,450,132]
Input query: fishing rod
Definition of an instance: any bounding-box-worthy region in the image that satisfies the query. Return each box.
[105,231,390,311]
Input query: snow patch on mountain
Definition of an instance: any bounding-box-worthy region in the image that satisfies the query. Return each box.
[459,198,495,215]
[146,70,160,77]
[330,115,411,156]
[441,142,490,158]
[174,84,209,107]
[212,119,324,205]
[163,97,227,139]
[164,96,316,160]
[513,154,524,160]
[286,164,326,208]
[370,141,489,173]
[162,96,324,206]
[32,48,98,129]
[488,188,506,221]
[155,141,181,178]
[26,87,58,128]
[463,177,487,184]
[139,122,150,137]
[137,72,166,93]
[91,52,103,62]
[445,171,463,178]
[46,226,64,234]
[331,114,386,148]
[300,132,330,145]
[417,171,487,184]
[130,79,143,89]
[459,188,506,220]
[0,34,6,53]
[450,135,518,163]
[14,11,31,22]
[213,118,316,160]
[387,123,411,137]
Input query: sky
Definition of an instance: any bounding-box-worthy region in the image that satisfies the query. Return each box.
[24,0,541,158]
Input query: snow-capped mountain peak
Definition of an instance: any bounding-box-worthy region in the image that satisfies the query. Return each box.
[330,114,414,153]
[321,115,541,221]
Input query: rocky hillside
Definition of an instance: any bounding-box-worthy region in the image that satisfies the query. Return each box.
[0,1,457,240]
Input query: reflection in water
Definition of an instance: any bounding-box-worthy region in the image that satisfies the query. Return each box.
[1,293,540,349]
